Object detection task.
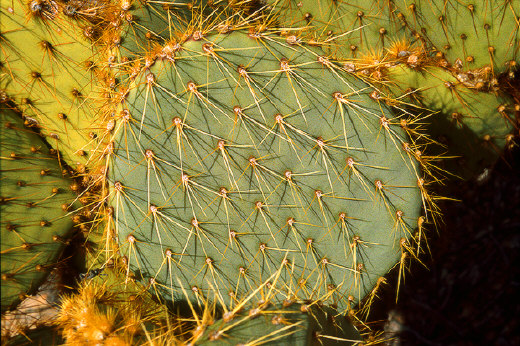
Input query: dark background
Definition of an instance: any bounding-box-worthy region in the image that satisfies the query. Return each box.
[372,145,520,346]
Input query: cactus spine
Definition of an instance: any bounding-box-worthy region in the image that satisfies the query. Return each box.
[107,29,424,312]
[1,104,77,313]
[0,0,518,344]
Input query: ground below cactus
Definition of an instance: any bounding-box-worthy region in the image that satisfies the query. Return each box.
[372,146,520,345]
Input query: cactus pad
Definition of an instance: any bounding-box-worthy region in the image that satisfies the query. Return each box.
[0,0,103,167]
[385,65,517,177]
[194,302,362,345]
[268,0,418,59]
[1,105,77,312]
[108,30,423,312]
[403,0,519,74]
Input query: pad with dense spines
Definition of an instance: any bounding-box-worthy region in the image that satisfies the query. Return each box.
[115,0,261,59]
[267,0,419,59]
[385,65,517,178]
[115,0,190,58]
[193,303,362,345]
[1,106,77,312]
[108,30,424,312]
[0,0,102,167]
[402,0,519,75]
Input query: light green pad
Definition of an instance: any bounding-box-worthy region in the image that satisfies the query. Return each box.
[0,0,101,167]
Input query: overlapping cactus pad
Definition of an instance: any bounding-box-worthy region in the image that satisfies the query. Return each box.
[269,0,415,58]
[270,0,519,73]
[403,0,520,74]
[385,65,517,177]
[0,0,102,166]
[109,30,423,311]
[1,106,77,312]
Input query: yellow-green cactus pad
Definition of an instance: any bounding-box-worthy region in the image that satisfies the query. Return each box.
[1,105,77,312]
[1,0,103,167]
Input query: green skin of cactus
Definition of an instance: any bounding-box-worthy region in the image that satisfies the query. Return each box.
[0,0,100,167]
[109,31,422,312]
[118,0,189,57]
[73,0,193,283]
[1,107,77,312]
[386,65,516,178]
[270,0,519,72]
[79,0,269,297]
[402,0,519,74]
[268,0,415,58]
[118,0,257,57]
[196,303,361,345]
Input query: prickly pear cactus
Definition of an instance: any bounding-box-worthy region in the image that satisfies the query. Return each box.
[1,105,77,312]
[5,0,518,344]
[403,0,520,75]
[114,0,262,58]
[385,65,518,177]
[270,0,519,74]
[268,0,419,59]
[0,0,103,167]
[193,302,362,345]
[108,30,424,312]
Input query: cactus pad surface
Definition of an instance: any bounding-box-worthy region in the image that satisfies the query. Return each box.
[0,0,102,166]
[109,30,423,311]
[1,105,77,312]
